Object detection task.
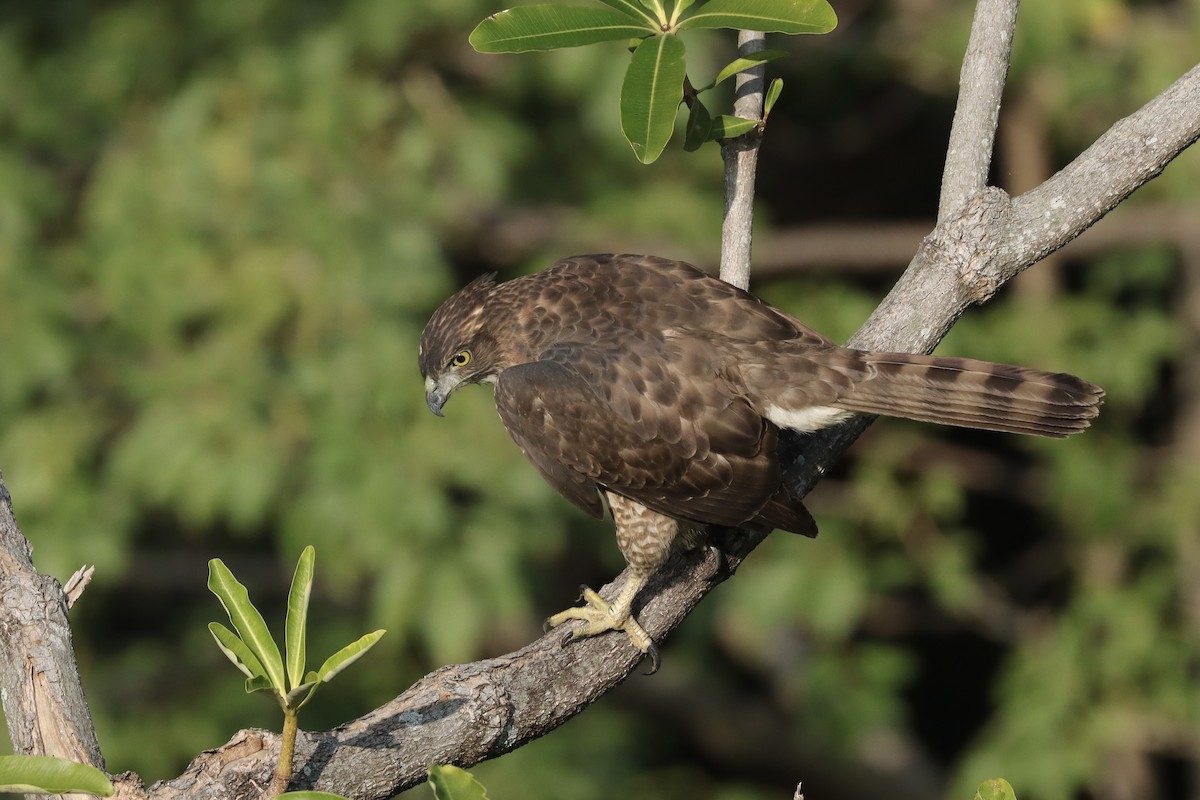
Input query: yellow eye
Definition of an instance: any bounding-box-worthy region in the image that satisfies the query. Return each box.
[450,350,471,368]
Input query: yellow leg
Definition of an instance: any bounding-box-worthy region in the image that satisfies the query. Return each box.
[546,571,659,671]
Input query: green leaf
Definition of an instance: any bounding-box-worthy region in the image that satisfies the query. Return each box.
[709,114,760,139]
[245,674,275,694]
[677,0,837,33]
[764,76,784,117]
[286,545,315,690]
[314,629,386,685]
[428,765,490,800]
[0,755,113,796]
[683,98,712,151]
[620,34,687,163]
[709,49,788,88]
[288,671,324,710]
[593,0,660,26]
[975,778,1018,800]
[207,558,286,695]
[294,631,387,710]
[285,679,320,709]
[470,6,654,53]
[671,0,699,19]
[641,0,668,21]
[208,621,269,681]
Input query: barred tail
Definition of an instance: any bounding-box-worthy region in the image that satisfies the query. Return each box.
[833,353,1104,438]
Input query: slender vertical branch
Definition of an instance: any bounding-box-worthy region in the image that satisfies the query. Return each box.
[719,30,766,289]
[937,0,1020,222]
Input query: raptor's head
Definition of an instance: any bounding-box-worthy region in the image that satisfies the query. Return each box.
[418,272,500,416]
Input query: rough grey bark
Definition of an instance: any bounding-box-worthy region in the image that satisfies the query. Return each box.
[0,475,104,768]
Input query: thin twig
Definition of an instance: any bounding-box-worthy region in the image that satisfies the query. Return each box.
[63,564,96,610]
[938,0,1020,223]
[719,30,767,289]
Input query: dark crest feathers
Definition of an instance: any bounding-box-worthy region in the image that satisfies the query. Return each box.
[418,272,497,376]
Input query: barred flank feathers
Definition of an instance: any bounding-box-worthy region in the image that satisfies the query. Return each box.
[833,353,1105,438]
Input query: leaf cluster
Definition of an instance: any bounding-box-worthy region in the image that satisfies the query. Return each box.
[208,547,384,714]
[470,0,835,161]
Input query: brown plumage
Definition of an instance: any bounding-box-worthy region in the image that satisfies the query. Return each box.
[419,254,1103,667]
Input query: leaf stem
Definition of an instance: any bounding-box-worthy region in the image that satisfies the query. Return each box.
[667,0,684,28]
[648,0,668,28]
[269,708,299,797]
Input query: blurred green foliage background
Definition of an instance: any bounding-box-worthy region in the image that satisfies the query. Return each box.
[1,1,1198,799]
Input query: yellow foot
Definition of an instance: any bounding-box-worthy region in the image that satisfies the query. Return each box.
[545,586,660,673]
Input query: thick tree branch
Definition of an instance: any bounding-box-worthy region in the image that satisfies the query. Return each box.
[995,63,1200,286]
[0,475,104,768]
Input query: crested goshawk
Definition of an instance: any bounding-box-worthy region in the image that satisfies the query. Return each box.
[419,254,1103,668]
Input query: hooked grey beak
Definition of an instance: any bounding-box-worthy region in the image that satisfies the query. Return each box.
[424,377,449,417]
[426,391,447,417]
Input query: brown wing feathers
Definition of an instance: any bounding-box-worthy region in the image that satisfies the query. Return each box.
[496,349,813,534]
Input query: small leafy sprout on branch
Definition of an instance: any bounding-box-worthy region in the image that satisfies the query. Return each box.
[683,68,785,150]
[470,0,836,163]
[208,546,385,796]
[0,754,113,796]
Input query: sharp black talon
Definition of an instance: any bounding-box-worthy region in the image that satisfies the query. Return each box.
[706,544,730,582]
[642,642,661,675]
[543,618,554,634]
[577,585,589,601]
